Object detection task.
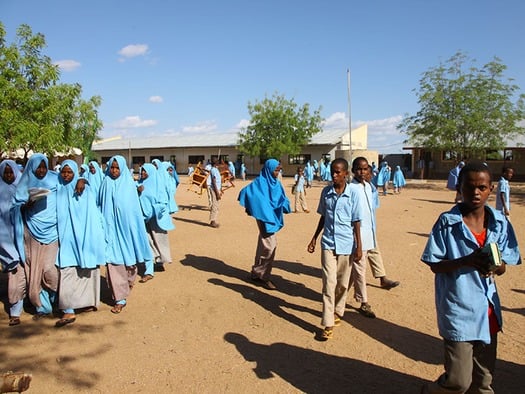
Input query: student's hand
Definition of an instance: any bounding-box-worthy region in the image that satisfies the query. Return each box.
[75,178,87,195]
[307,239,316,253]
[137,185,144,194]
[504,208,510,216]
[353,249,363,262]
[467,248,494,276]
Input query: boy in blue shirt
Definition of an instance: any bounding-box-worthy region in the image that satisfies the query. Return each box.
[495,166,513,217]
[307,158,362,340]
[421,161,520,393]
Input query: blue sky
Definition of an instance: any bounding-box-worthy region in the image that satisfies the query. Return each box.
[2,0,525,153]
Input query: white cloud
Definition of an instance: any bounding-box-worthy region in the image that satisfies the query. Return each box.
[182,120,218,133]
[149,96,163,103]
[117,44,149,60]
[54,59,81,72]
[113,116,158,129]
[322,112,347,129]
[234,119,250,130]
[360,115,406,153]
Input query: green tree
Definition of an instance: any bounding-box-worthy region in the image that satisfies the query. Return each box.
[238,92,323,159]
[397,51,525,159]
[0,23,102,162]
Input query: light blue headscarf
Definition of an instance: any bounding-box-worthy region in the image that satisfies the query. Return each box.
[87,160,104,197]
[138,163,174,231]
[238,159,291,233]
[98,155,152,266]
[56,160,105,269]
[162,161,179,214]
[13,153,59,248]
[0,160,22,271]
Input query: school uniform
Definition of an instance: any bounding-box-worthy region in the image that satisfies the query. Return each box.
[317,182,360,327]
[421,205,521,393]
[293,173,309,212]
[495,176,510,214]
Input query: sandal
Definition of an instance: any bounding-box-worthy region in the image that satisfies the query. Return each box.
[9,317,21,326]
[321,327,333,340]
[334,314,342,327]
[1,372,32,393]
[32,312,50,321]
[55,316,76,327]
[139,274,154,283]
[111,303,126,314]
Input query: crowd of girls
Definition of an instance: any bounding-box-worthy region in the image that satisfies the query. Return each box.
[0,154,178,326]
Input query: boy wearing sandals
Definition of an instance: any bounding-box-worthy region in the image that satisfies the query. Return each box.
[308,158,361,340]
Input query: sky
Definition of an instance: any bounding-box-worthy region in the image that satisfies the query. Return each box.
[2,0,525,153]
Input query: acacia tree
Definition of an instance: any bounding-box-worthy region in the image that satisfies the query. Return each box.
[0,23,102,162]
[397,51,525,159]
[238,92,323,159]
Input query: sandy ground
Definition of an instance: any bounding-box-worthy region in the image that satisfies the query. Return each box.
[1,175,524,394]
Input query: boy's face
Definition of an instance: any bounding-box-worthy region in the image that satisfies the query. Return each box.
[331,162,348,186]
[60,165,75,183]
[352,159,369,183]
[2,164,15,184]
[458,171,493,209]
[504,168,514,180]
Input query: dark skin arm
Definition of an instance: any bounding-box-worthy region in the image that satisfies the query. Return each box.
[428,248,506,277]
[307,216,325,253]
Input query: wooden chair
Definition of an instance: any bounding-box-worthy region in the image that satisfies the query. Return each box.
[221,170,235,191]
[187,167,209,195]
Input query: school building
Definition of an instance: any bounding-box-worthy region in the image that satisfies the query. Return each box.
[91,124,378,177]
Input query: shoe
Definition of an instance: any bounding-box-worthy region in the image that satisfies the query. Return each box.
[139,274,154,283]
[154,263,165,272]
[304,210,310,213]
[334,314,342,327]
[358,303,376,318]
[9,317,21,326]
[32,312,50,321]
[250,276,277,290]
[320,326,333,340]
[210,221,220,228]
[55,316,76,327]
[380,278,400,290]
[111,303,126,314]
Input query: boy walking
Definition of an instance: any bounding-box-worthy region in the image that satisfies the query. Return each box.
[308,158,361,340]
[421,161,521,393]
[495,166,514,217]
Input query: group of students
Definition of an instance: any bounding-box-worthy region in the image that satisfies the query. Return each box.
[0,154,178,327]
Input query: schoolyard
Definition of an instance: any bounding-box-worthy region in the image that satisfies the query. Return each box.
[1,175,524,393]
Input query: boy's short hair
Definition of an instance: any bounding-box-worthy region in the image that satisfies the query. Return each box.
[502,166,513,173]
[331,158,348,171]
[351,156,369,171]
[458,160,491,186]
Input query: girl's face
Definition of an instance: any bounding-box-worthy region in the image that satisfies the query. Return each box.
[35,161,48,179]
[60,165,75,183]
[331,162,349,186]
[89,164,96,174]
[141,168,148,180]
[352,159,369,183]
[272,164,282,179]
[167,167,173,175]
[109,160,120,179]
[2,164,15,184]
[459,171,493,209]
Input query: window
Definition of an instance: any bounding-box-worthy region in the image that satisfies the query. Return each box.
[188,155,205,164]
[288,154,311,165]
[442,151,459,161]
[132,156,145,166]
[150,155,164,162]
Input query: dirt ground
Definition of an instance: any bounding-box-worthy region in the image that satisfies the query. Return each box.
[1,175,524,393]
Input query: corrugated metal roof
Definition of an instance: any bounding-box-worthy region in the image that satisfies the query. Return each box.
[92,128,351,151]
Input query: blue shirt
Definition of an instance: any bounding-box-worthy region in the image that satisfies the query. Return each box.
[317,183,361,255]
[294,174,306,192]
[349,179,376,251]
[495,177,510,212]
[421,205,521,344]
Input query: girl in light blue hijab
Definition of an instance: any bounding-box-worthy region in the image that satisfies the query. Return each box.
[238,159,291,290]
[98,155,153,313]
[87,160,104,198]
[1,160,25,325]
[13,153,60,318]
[55,160,105,326]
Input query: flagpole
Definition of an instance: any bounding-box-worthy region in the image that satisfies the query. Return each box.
[347,68,352,165]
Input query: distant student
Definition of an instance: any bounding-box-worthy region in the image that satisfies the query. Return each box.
[307,158,361,340]
[376,161,391,196]
[209,158,222,228]
[447,161,465,203]
[293,166,309,213]
[495,166,514,217]
[392,165,406,194]
[240,162,247,181]
[238,159,291,290]
[421,161,521,393]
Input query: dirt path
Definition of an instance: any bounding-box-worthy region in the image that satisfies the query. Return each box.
[1,176,524,393]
